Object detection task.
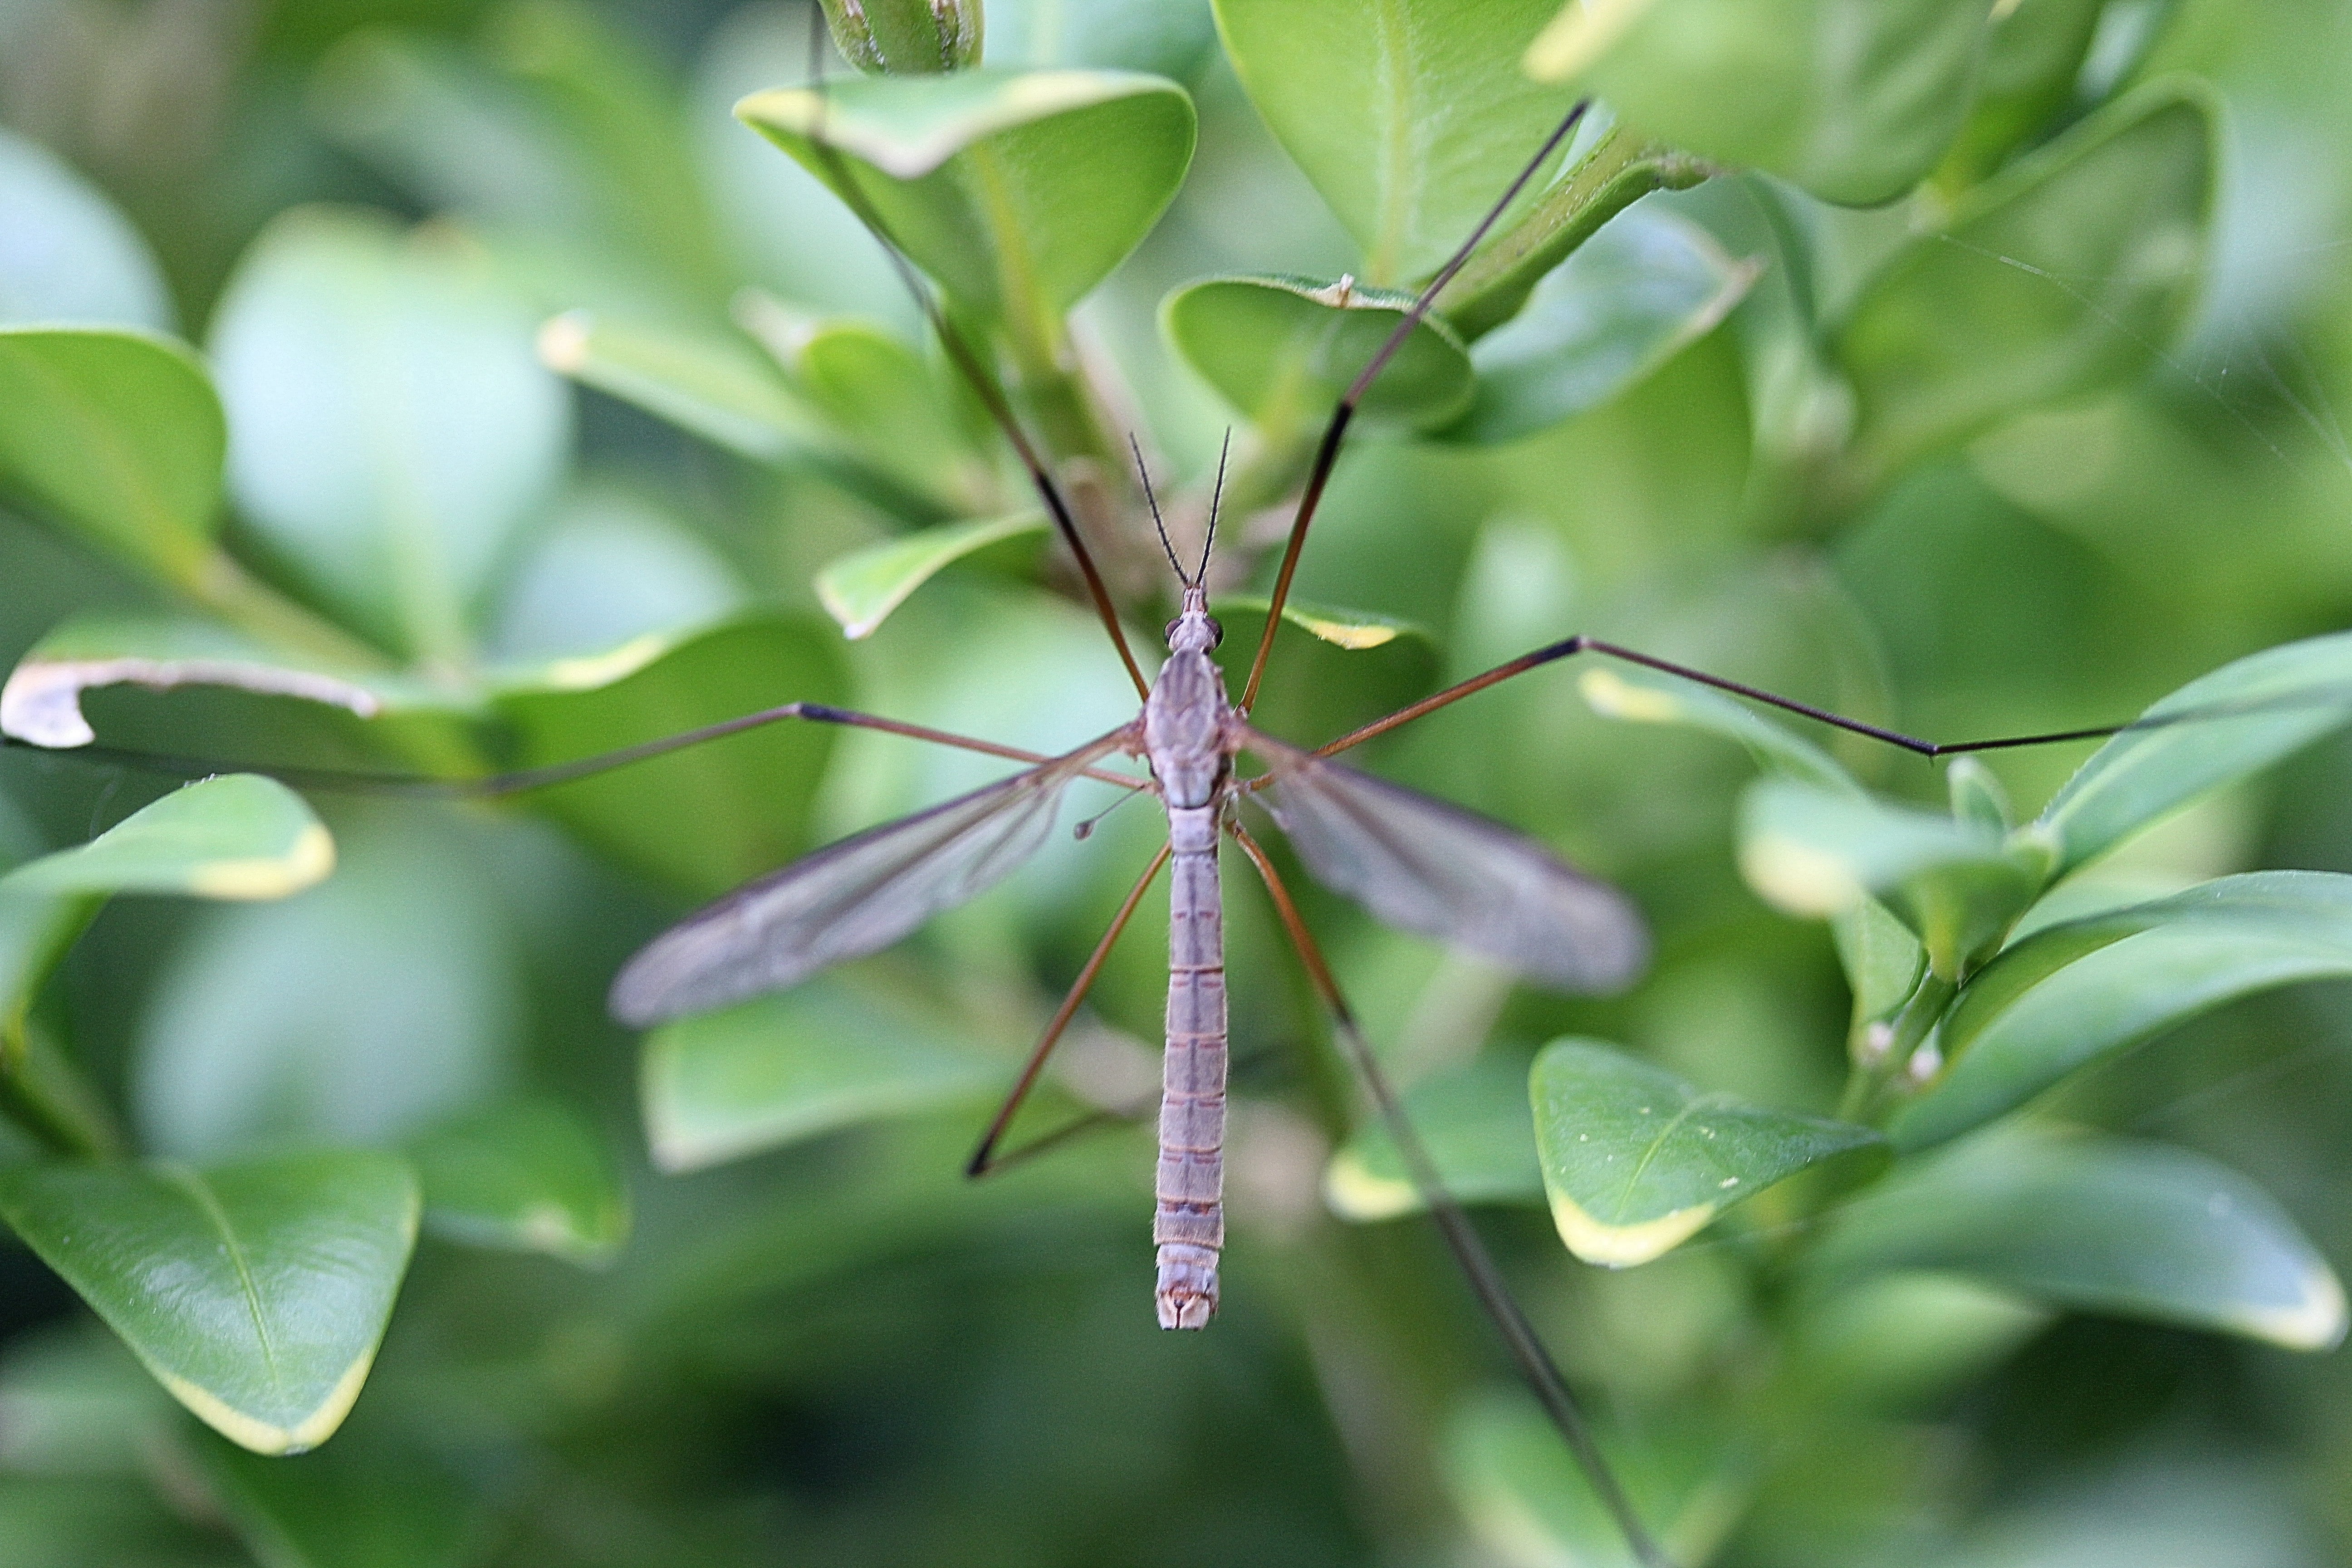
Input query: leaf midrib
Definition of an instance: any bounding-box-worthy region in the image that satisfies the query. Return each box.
[158,1163,284,1397]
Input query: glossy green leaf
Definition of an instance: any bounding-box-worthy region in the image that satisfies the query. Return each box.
[1939,0,2111,185]
[1213,0,1581,284]
[0,128,172,329]
[1162,275,1474,435]
[1440,206,1757,444]
[1443,1390,1748,1568]
[1738,777,2040,979]
[133,810,516,1160]
[0,328,222,583]
[1810,1130,2347,1351]
[537,308,818,461]
[194,1422,486,1568]
[2036,629,2352,880]
[1210,595,1429,653]
[1893,872,2352,1152]
[0,1152,420,1454]
[1526,0,1990,205]
[2,776,332,904]
[816,513,1048,639]
[0,613,426,753]
[736,69,1195,319]
[0,778,331,1159]
[1323,1054,1543,1220]
[493,612,848,898]
[407,1099,627,1265]
[208,208,571,663]
[762,307,994,511]
[1529,1038,1882,1266]
[1838,81,2215,480]
[641,981,1002,1172]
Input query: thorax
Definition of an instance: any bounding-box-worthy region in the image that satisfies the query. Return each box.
[1144,646,1232,812]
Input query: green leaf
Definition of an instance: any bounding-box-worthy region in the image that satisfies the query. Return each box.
[1529,1038,1883,1266]
[1438,205,1758,444]
[407,1099,627,1265]
[1323,1054,1543,1220]
[1809,1129,2347,1351]
[1210,595,1429,653]
[537,308,819,461]
[1526,0,1990,206]
[815,512,1048,639]
[0,1152,420,1454]
[735,69,1195,319]
[0,328,222,583]
[1938,0,2111,186]
[193,1421,487,1568]
[133,810,517,1160]
[1892,872,2352,1152]
[1577,664,1855,793]
[1,776,332,904]
[208,208,571,664]
[642,981,1003,1172]
[492,612,849,898]
[0,128,172,329]
[2036,629,2352,880]
[1738,777,2040,979]
[0,777,331,1159]
[1162,274,1475,436]
[1213,0,1582,284]
[743,299,994,510]
[1209,599,1440,755]
[1837,80,2215,480]
[1443,1390,1749,1568]
[0,615,411,752]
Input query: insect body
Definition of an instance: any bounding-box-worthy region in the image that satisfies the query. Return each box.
[1142,584,1234,1329]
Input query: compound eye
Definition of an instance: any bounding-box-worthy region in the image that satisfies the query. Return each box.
[1205,616,1224,648]
[1164,618,1183,645]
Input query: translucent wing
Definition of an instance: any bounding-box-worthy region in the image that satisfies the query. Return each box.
[611,733,1130,1026]
[1250,729,1647,994]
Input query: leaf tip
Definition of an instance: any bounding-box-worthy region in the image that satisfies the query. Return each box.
[1740,833,1863,916]
[1546,1188,1715,1267]
[1322,1151,1418,1221]
[186,822,337,901]
[1579,666,1682,725]
[536,310,592,375]
[1523,0,1654,82]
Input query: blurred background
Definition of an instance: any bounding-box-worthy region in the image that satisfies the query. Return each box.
[3,0,2352,1563]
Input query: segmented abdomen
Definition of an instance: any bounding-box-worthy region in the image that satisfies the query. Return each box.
[1154,804,1225,1329]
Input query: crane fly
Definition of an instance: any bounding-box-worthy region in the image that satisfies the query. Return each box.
[605,466,1651,1329]
[0,87,2271,1568]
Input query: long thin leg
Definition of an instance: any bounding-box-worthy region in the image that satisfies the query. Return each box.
[7,703,1151,798]
[967,841,1173,1177]
[1303,635,2151,763]
[1238,101,1592,714]
[1224,821,1674,1568]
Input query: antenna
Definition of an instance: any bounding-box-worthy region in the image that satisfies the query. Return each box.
[1132,432,1189,587]
[1199,428,1230,584]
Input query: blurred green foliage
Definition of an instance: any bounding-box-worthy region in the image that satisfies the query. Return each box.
[2,1,2352,1564]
